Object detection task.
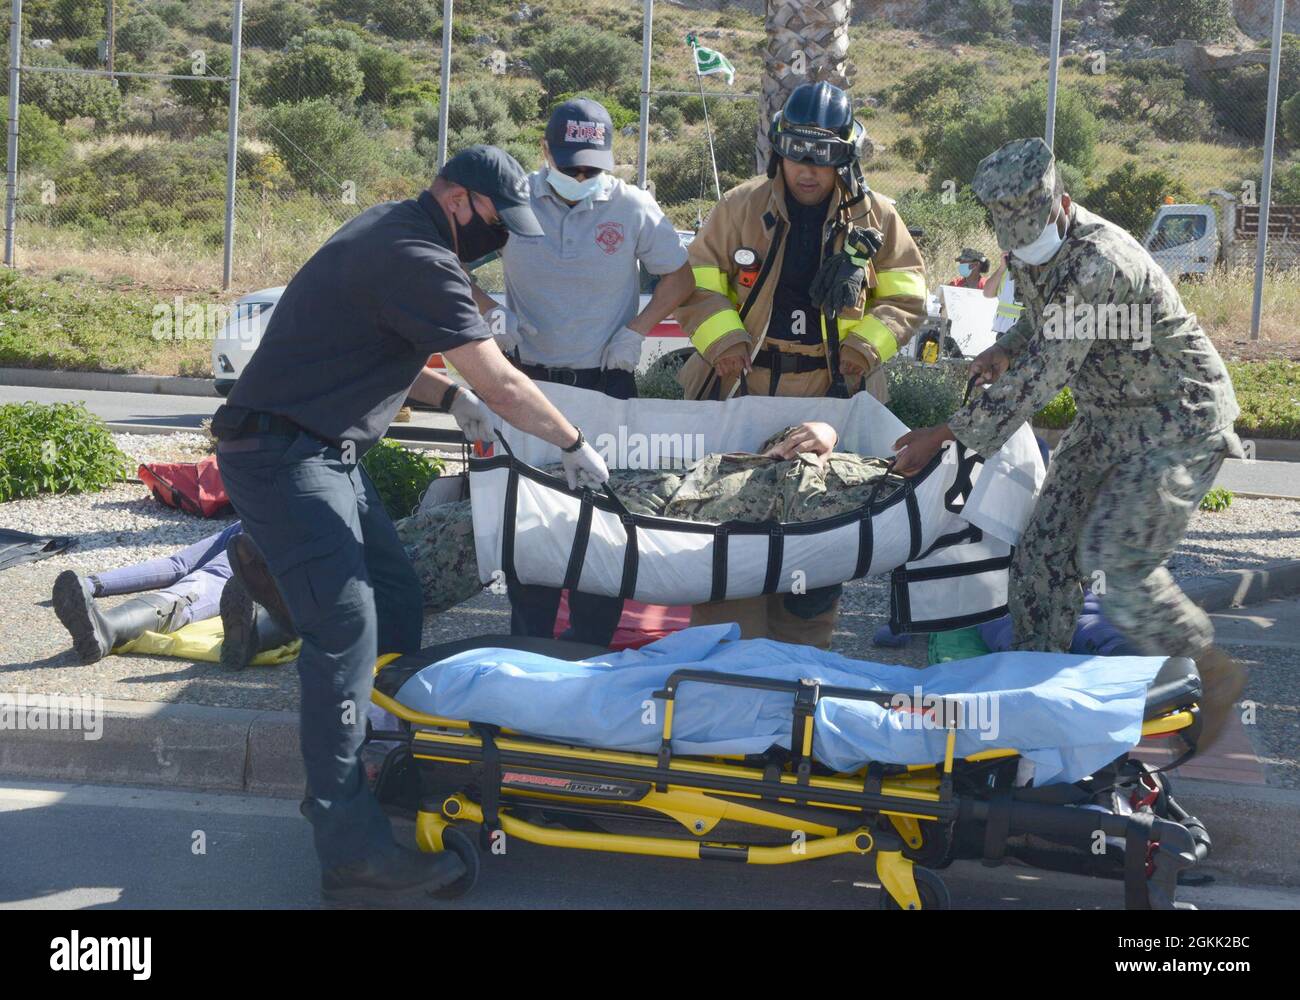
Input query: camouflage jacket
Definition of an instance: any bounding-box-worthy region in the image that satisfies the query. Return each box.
[946,203,1240,460]
[396,438,897,614]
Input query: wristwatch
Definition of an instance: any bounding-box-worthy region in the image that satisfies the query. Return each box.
[437,383,461,412]
[561,428,585,453]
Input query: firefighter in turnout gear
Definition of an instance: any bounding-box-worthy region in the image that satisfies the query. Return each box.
[674,81,927,647]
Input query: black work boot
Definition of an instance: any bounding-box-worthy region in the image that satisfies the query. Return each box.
[320,841,467,908]
[219,576,299,671]
[53,571,186,664]
[225,533,296,635]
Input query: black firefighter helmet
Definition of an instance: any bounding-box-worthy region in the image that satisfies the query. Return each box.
[766,82,868,202]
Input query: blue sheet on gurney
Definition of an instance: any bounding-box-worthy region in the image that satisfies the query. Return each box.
[392,624,1168,785]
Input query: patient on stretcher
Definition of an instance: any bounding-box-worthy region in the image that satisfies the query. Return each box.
[400,423,902,613]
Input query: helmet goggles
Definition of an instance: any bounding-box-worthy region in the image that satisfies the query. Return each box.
[771,123,857,168]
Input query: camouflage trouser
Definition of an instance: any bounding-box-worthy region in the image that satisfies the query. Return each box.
[1011,429,1234,657]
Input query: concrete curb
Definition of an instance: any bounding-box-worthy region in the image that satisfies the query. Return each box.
[1,366,219,398]
[0,697,302,798]
[1182,560,1300,612]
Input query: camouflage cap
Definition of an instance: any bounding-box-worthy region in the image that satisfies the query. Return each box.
[971,137,1063,251]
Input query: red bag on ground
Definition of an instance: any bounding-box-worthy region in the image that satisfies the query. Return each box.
[138,454,232,518]
[554,593,691,651]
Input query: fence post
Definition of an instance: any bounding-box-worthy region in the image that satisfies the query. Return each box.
[4,0,22,268]
[437,0,453,169]
[222,0,244,291]
[638,0,653,189]
[1044,0,1064,150]
[1250,0,1287,342]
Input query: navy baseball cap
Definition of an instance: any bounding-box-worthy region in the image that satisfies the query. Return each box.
[545,99,615,171]
[438,144,543,237]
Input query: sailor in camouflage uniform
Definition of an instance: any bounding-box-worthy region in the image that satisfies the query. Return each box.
[892,137,1246,745]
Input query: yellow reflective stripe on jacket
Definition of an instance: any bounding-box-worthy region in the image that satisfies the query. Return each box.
[997,301,1024,319]
[691,307,746,355]
[693,266,730,296]
[845,314,899,364]
[871,269,927,301]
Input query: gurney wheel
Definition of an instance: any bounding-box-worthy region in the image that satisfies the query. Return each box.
[430,824,480,900]
[878,866,950,911]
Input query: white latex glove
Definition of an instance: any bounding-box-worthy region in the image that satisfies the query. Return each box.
[600,325,644,373]
[561,435,609,491]
[448,386,495,444]
[487,305,523,356]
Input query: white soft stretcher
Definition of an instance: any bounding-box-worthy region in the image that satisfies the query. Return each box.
[470,383,1045,632]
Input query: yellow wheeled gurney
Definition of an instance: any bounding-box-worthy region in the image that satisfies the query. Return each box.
[364,635,1212,910]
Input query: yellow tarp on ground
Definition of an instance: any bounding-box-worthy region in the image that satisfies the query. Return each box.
[114,617,300,666]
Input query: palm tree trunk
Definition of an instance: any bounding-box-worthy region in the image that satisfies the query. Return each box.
[758,0,854,173]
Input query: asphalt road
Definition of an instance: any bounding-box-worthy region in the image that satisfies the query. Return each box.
[2,780,1298,910]
[1,384,1294,496]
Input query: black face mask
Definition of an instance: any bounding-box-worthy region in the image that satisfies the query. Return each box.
[454,199,509,264]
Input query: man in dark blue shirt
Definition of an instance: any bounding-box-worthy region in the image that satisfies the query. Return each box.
[213,146,608,906]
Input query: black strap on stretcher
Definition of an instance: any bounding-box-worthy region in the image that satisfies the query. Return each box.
[472,723,503,849]
[484,432,931,609]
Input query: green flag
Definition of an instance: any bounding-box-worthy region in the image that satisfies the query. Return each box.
[687,33,735,86]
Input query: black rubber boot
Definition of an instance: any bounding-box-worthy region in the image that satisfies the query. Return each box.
[219,576,299,671]
[320,841,467,908]
[226,533,296,635]
[53,571,186,664]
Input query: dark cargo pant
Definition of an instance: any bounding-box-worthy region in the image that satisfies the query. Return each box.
[216,430,423,868]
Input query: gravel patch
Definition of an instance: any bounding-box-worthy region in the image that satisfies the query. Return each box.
[1173,498,1300,579]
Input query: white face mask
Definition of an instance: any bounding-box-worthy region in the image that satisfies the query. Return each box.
[546,166,607,202]
[1011,209,1066,266]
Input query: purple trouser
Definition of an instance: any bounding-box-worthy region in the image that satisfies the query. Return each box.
[90,522,243,630]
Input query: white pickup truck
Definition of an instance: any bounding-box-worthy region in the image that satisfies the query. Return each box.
[213,236,695,395]
[1144,190,1300,279]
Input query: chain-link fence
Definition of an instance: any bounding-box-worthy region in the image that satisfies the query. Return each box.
[3,0,1297,338]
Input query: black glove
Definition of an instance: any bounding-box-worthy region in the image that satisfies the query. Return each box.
[810,250,867,314]
[810,226,885,314]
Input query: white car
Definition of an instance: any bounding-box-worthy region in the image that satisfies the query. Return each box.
[213,237,696,396]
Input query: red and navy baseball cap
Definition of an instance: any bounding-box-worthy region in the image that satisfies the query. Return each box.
[545,99,615,171]
[439,144,544,237]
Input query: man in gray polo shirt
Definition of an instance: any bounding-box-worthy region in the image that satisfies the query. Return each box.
[486,98,695,647]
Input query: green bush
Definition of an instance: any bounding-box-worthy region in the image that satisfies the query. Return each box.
[28,135,229,240]
[168,50,232,119]
[885,361,969,429]
[264,99,382,196]
[1273,160,1300,204]
[526,26,640,99]
[1199,487,1233,512]
[1113,0,1235,46]
[1283,92,1300,146]
[414,80,523,162]
[17,104,67,172]
[1084,162,1193,238]
[289,26,367,53]
[1226,360,1300,440]
[25,0,104,38]
[1033,388,1076,429]
[1107,60,1211,142]
[21,52,126,128]
[357,46,414,105]
[153,2,195,30]
[118,12,170,59]
[246,0,315,49]
[636,350,688,400]
[257,45,365,107]
[0,402,131,503]
[1019,0,1083,41]
[360,439,445,519]
[962,0,1013,41]
[890,61,988,121]
[372,0,438,41]
[1199,34,1300,139]
[921,84,1098,192]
